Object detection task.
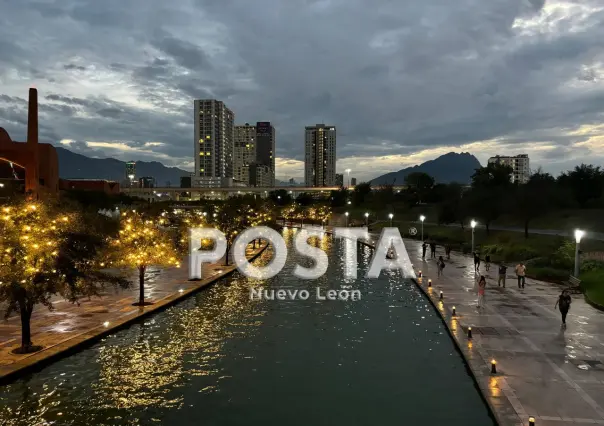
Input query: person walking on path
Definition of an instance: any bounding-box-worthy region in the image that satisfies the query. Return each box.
[555,289,572,328]
[430,242,436,258]
[498,264,507,287]
[485,254,491,272]
[445,245,451,260]
[477,275,486,309]
[515,262,526,289]
[437,256,446,277]
[474,252,480,271]
[422,242,427,259]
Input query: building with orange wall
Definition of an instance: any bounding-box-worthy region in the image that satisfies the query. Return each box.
[0,88,59,198]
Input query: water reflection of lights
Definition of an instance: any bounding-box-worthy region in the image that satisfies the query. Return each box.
[90,253,273,411]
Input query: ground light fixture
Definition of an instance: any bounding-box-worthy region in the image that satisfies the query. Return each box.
[491,359,497,374]
[529,417,535,426]
[179,289,184,293]
[428,279,432,287]
[467,327,472,339]
[103,321,110,328]
[439,291,443,300]
[418,270,422,277]
[364,212,369,227]
[388,213,394,227]
[452,306,457,316]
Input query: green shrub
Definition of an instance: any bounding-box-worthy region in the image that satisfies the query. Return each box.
[525,257,552,268]
[581,259,604,273]
[550,241,575,269]
[529,267,569,282]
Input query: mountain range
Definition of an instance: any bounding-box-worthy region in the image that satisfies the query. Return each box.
[56,147,191,185]
[370,152,481,185]
[55,147,482,187]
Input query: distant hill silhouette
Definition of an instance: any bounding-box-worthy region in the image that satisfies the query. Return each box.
[370,152,481,185]
[55,147,191,186]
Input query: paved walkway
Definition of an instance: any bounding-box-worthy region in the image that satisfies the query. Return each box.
[388,238,604,426]
[0,242,267,381]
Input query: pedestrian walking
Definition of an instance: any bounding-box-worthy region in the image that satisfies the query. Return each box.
[430,242,436,258]
[554,289,572,328]
[422,242,427,259]
[445,244,452,260]
[477,275,486,309]
[437,256,446,277]
[515,262,526,289]
[485,254,491,272]
[498,264,507,287]
[474,252,480,271]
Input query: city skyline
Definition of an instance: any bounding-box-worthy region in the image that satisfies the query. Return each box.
[1,1,604,182]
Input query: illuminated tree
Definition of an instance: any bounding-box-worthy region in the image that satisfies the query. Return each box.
[109,211,180,306]
[0,200,128,354]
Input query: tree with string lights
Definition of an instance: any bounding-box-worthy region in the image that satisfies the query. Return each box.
[0,199,129,354]
[108,210,180,306]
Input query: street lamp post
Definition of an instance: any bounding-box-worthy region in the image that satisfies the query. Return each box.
[345,169,351,188]
[471,220,477,253]
[388,213,394,227]
[364,212,369,227]
[574,229,585,277]
[420,215,425,241]
[345,211,349,227]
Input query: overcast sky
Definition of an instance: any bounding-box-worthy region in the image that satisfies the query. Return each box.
[1,0,604,182]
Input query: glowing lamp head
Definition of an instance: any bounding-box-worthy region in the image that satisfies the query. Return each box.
[388,213,393,219]
[103,321,110,327]
[471,220,477,229]
[364,212,369,217]
[420,215,425,222]
[491,359,496,365]
[345,212,349,216]
[575,229,585,243]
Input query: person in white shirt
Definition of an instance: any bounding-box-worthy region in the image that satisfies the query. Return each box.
[515,262,526,289]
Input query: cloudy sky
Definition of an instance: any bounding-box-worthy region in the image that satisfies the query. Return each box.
[1,0,604,182]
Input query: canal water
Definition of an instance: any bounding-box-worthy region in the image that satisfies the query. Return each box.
[0,229,493,425]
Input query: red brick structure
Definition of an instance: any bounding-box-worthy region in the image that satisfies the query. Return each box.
[59,179,121,194]
[0,88,59,198]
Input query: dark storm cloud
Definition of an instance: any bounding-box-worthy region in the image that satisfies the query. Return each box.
[1,0,604,174]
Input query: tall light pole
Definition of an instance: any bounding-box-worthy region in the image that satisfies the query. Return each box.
[420,215,425,241]
[574,229,585,277]
[345,211,349,227]
[365,212,369,227]
[389,213,394,227]
[471,220,477,253]
[345,168,351,188]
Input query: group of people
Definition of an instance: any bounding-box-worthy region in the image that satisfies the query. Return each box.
[473,252,526,289]
[427,243,572,327]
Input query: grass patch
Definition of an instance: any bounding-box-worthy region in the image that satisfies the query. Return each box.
[581,269,604,307]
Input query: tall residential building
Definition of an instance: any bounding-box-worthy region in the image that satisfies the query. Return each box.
[193,99,235,187]
[125,161,136,179]
[255,122,275,186]
[234,123,256,184]
[233,121,276,187]
[488,154,530,184]
[304,124,336,187]
[335,173,344,187]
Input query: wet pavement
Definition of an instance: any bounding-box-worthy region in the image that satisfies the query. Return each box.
[386,237,604,426]
[0,243,266,380]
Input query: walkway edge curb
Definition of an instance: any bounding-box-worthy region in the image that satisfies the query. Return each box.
[411,277,502,426]
[0,243,269,385]
[584,293,604,312]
